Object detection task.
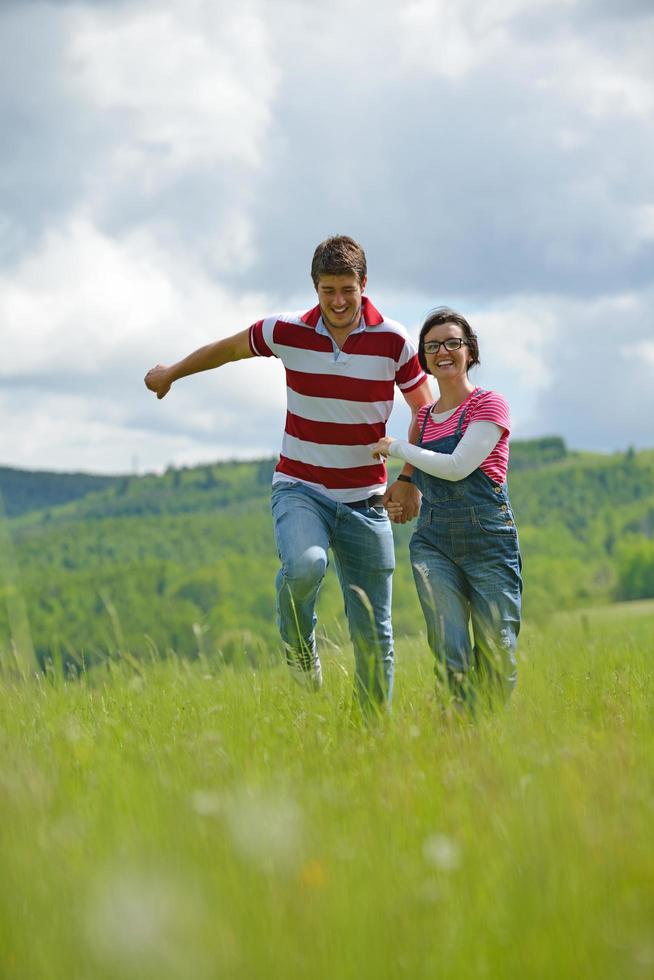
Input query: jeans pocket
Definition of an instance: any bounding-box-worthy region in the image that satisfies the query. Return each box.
[421,483,466,505]
[416,508,432,530]
[271,480,302,504]
[476,509,518,536]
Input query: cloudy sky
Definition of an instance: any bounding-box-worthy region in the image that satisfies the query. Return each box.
[1,0,653,474]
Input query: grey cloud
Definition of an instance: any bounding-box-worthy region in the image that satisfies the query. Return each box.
[1,0,653,468]
[0,4,120,262]
[96,171,256,281]
[128,404,283,452]
[1,371,284,455]
[1,374,86,395]
[574,0,654,20]
[2,0,652,304]
[538,368,654,452]
[7,0,131,6]
[245,69,654,302]
[0,0,276,280]
[531,294,654,451]
[199,1,653,300]
[509,0,654,40]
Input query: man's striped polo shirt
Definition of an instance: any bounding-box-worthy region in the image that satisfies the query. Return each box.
[248,296,426,503]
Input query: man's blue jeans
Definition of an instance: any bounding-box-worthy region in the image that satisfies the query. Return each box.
[271,481,395,708]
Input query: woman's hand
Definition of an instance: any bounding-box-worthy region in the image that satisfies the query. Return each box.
[371,436,396,459]
[385,499,404,522]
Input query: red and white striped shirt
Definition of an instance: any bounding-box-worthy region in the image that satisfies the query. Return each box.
[417,388,511,484]
[249,296,426,502]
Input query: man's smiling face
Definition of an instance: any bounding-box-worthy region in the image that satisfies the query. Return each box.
[315,273,367,333]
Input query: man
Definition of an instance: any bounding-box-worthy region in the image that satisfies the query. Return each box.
[145,236,431,710]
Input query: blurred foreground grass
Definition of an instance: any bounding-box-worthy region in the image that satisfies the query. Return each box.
[1,608,653,980]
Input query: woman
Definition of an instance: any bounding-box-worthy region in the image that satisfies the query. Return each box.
[371,308,522,710]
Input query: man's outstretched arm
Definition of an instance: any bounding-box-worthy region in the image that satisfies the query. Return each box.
[144,328,254,399]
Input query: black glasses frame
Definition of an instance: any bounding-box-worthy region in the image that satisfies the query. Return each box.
[422,338,469,354]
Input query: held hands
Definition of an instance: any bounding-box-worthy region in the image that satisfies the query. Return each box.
[382,479,421,524]
[371,437,421,524]
[144,365,173,400]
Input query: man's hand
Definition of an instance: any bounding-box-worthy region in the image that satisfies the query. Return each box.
[371,436,396,459]
[144,364,174,400]
[383,479,421,525]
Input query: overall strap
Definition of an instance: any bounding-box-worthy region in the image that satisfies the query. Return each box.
[417,404,435,445]
[454,388,487,437]
[419,389,488,443]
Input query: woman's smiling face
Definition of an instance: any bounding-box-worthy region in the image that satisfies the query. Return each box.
[422,322,471,378]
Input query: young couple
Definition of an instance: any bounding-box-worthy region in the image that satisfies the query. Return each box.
[145,236,522,714]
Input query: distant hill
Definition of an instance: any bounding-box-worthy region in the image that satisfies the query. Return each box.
[0,466,121,518]
[508,435,569,471]
[1,458,279,524]
[1,439,568,524]
[2,441,654,668]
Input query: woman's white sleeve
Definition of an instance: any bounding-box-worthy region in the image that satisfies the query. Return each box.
[387,421,503,481]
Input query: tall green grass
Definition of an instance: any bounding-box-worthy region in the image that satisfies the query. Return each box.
[0,492,36,678]
[1,609,653,979]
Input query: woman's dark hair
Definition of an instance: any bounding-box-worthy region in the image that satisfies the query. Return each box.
[418,307,480,375]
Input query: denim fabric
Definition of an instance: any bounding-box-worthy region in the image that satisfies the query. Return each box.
[271,481,395,709]
[409,397,522,705]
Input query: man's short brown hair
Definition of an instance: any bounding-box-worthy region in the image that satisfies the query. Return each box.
[310,235,367,286]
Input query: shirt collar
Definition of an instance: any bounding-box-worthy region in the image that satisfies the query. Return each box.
[300,295,384,329]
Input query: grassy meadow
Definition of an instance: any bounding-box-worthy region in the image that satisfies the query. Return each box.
[1,604,653,980]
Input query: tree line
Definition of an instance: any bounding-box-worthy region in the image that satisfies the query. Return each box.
[2,443,653,669]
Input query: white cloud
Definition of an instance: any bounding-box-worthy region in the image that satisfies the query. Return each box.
[634,206,654,243]
[528,288,654,450]
[66,1,280,189]
[0,216,286,471]
[0,216,279,370]
[1,218,175,373]
[540,37,654,120]
[398,0,520,79]
[408,289,654,451]
[633,341,654,368]
[474,306,554,390]
[1,0,653,470]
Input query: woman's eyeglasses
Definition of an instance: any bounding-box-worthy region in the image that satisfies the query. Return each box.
[422,338,469,354]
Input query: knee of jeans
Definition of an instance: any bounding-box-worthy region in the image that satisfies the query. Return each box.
[282,546,328,589]
[411,561,436,601]
[498,626,519,654]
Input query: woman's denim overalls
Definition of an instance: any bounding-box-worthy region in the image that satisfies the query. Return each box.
[409,393,522,704]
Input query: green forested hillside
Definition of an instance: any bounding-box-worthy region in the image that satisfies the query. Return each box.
[3,458,278,525]
[0,465,121,518]
[2,443,654,668]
